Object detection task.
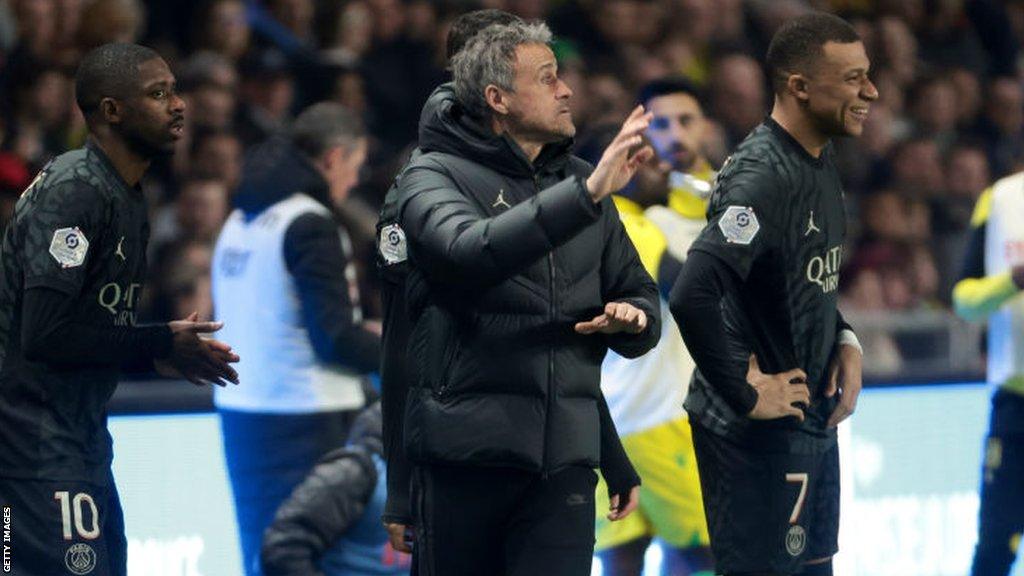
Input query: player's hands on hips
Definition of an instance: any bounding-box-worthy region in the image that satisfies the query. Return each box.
[586,105,655,203]
[825,343,863,427]
[157,312,240,387]
[385,522,414,554]
[746,355,810,421]
[607,485,640,521]
[574,302,647,335]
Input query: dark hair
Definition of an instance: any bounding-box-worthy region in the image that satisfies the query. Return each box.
[75,43,162,117]
[637,77,704,109]
[766,12,860,95]
[446,9,522,61]
[290,102,364,159]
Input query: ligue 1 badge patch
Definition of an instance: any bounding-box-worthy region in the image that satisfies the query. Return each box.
[49,227,89,268]
[718,205,760,245]
[65,542,97,574]
[785,524,807,557]
[379,223,407,265]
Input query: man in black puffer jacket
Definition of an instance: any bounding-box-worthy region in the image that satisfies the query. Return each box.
[389,19,661,576]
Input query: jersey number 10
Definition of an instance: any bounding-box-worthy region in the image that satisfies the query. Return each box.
[54,491,100,540]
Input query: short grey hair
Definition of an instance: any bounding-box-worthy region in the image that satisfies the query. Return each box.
[290,102,364,159]
[451,20,554,119]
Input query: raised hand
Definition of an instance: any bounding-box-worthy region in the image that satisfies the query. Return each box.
[586,105,655,203]
[574,302,647,335]
[746,355,809,421]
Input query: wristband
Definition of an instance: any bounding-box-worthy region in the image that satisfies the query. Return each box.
[838,329,863,355]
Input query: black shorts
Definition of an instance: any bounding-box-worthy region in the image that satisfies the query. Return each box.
[0,475,126,576]
[691,423,840,575]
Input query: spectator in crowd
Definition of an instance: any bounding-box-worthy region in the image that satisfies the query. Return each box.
[176,177,230,243]
[192,129,243,190]
[909,74,959,150]
[974,77,1024,177]
[194,0,251,62]
[76,0,145,51]
[149,176,229,253]
[178,50,239,132]
[236,48,295,146]
[708,53,768,148]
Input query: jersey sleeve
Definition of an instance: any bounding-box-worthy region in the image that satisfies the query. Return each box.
[952,187,1020,321]
[21,180,107,295]
[689,157,783,281]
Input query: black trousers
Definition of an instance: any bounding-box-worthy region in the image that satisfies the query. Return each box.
[412,464,598,576]
[972,390,1024,576]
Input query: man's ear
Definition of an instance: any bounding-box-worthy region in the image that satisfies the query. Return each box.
[787,73,811,103]
[485,84,509,115]
[99,97,123,124]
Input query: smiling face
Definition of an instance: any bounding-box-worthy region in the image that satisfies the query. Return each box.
[500,42,575,144]
[799,41,878,138]
[115,57,186,158]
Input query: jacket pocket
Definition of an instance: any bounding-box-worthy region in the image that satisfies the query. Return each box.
[434,334,461,398]
[418,306,462,398]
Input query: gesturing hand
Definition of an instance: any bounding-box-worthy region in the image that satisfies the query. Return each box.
[825,343,863,428]
[586,105,655,203]
[746,355,809,421]
[574,302,647,335]
[156,312,240,387]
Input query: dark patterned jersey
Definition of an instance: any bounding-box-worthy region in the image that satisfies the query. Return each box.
[0,141,151,483]
[685,118,846,453]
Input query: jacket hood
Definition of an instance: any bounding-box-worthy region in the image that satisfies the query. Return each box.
[417,83,573,178]
[346,401,383,457]
[232,136,331,216]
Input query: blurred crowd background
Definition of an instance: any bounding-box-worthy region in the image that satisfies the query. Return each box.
[0,0,1018,380]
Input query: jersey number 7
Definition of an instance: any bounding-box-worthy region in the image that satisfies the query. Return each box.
[785,472,809,524]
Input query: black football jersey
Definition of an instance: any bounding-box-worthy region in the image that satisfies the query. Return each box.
[0,141,150,483]
[686,118,846,452]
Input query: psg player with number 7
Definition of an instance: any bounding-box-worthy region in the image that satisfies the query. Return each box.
[669,13,873,576]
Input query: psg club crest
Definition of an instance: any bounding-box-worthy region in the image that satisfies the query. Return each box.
[49,227,89,269]
[64,543,97,575]
[718,206,760,245]
[785,524,807,557]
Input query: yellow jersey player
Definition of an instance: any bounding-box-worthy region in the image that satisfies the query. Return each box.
[954,171,1024,576]
[595,78,715,576]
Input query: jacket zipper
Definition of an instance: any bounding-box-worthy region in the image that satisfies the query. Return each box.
[540,173,554,480]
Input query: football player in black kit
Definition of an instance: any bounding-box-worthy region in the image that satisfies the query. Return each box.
[669,13,874,576]
[0,43,239,576]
